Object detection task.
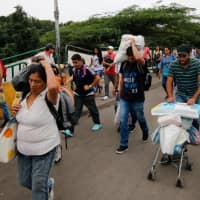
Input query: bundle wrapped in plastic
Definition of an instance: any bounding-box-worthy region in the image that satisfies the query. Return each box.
[157,114,182,127]
[114,34,145,63]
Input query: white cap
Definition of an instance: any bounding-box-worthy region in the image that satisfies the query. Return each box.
[107,45,114,50]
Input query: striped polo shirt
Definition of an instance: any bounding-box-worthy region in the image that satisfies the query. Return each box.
[168,58,200,99]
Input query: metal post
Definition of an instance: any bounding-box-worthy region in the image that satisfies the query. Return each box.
[54,0,61,67]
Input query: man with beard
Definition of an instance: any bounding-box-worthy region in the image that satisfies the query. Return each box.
[166,44,200,129]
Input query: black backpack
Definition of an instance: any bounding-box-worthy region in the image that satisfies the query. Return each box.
[136,64,152,91]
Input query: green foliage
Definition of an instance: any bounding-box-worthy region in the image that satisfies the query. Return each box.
[41,4,200,51]
[0,6,54,59]
[1,4,200,62]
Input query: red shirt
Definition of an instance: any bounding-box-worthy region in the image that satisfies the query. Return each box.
[103,53,116,75]
[143,47,151,60]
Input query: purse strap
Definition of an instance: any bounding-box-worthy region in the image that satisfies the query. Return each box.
[136,63,145,74]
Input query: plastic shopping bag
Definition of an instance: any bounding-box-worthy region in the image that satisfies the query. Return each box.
[114,104,120,125]
[151,126,160,144]
[160,125,180,154]
[0,118,17,163]
[160,124,188,155]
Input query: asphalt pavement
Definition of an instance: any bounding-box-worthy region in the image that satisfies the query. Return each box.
[1,73,200,200]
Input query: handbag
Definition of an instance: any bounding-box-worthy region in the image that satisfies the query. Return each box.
[0,118,18,163]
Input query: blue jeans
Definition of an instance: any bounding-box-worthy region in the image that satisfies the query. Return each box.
[104,74,115,97]
[162,76,167,94]
[176,95,200,130]
[17,148,56,200]
[119,99,148,147]
[0,102,11,122]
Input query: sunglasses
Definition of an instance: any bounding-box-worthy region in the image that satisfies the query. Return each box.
[178,54,187,58]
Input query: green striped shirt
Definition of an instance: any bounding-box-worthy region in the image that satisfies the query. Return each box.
[168,58,200,99]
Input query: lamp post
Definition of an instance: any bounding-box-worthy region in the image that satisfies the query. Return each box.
[54,0,60,66]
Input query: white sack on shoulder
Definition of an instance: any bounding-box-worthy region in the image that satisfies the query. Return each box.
[114,34,145,63]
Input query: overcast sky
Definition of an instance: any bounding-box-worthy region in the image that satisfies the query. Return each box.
[0,0,200,23]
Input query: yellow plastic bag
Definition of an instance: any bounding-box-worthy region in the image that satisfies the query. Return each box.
[0,118,17,163]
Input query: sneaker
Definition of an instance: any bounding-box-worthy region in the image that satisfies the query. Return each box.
[102,96,109,100]
[63,129,73,137]
[91,124,102,131]
[128,125,136,133]
[48,177,54,200]
[142,134,149,143]
[54,145,62,164]
[115,145,128,154]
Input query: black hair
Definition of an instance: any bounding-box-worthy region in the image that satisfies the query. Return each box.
[45,43,55,51]
[27,63,47,83]
[93,46,103,64]
[71,54,82,61]
[177,44,192,54]
[51,64,59,75]
[126,46,134,56]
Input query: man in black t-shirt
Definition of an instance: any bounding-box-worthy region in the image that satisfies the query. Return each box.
[115,39,149,154]
[71,54,102,131]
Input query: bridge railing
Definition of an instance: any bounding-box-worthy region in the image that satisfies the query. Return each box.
[2,47,45,81]
[6,62,28,81]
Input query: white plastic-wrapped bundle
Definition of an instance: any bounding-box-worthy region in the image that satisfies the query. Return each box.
[114,34,145,63]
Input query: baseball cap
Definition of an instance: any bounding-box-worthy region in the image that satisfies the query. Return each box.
[107,45,114,50]
[177,44,191,55]
[45,43,55,50]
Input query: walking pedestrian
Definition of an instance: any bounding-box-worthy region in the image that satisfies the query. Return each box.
[115,39,149,154]
[90,47,103,93]
[12,60,60,200]
[158,47,176,98]
[102,46,116,100]
[167,44,200,129]
[71,54,102,131]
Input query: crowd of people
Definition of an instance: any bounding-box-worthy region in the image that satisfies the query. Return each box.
[1,41,200,199]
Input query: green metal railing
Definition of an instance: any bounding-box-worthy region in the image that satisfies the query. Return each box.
[2,47,45,64]
[2,47,45,80]
[6,62,28,79]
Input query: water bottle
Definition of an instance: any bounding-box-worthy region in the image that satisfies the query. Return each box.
[173,144,182,155]
[12,92,22,105]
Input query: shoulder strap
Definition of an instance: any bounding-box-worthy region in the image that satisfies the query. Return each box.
[120,61,128,72]
[45,94,59,121]
[136,63,145,74]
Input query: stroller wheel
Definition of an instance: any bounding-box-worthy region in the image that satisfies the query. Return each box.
[176,178,183,188]
[147,170,156,181]
[185,162,192,171]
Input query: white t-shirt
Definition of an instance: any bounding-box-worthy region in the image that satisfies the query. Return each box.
[36,51,55,64]
[16,89,60,156]
[91,55,103,71]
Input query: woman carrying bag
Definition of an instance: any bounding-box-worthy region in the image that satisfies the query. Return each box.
[12,60,60,200]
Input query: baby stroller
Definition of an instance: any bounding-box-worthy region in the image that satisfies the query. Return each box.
[147,102,200,188]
